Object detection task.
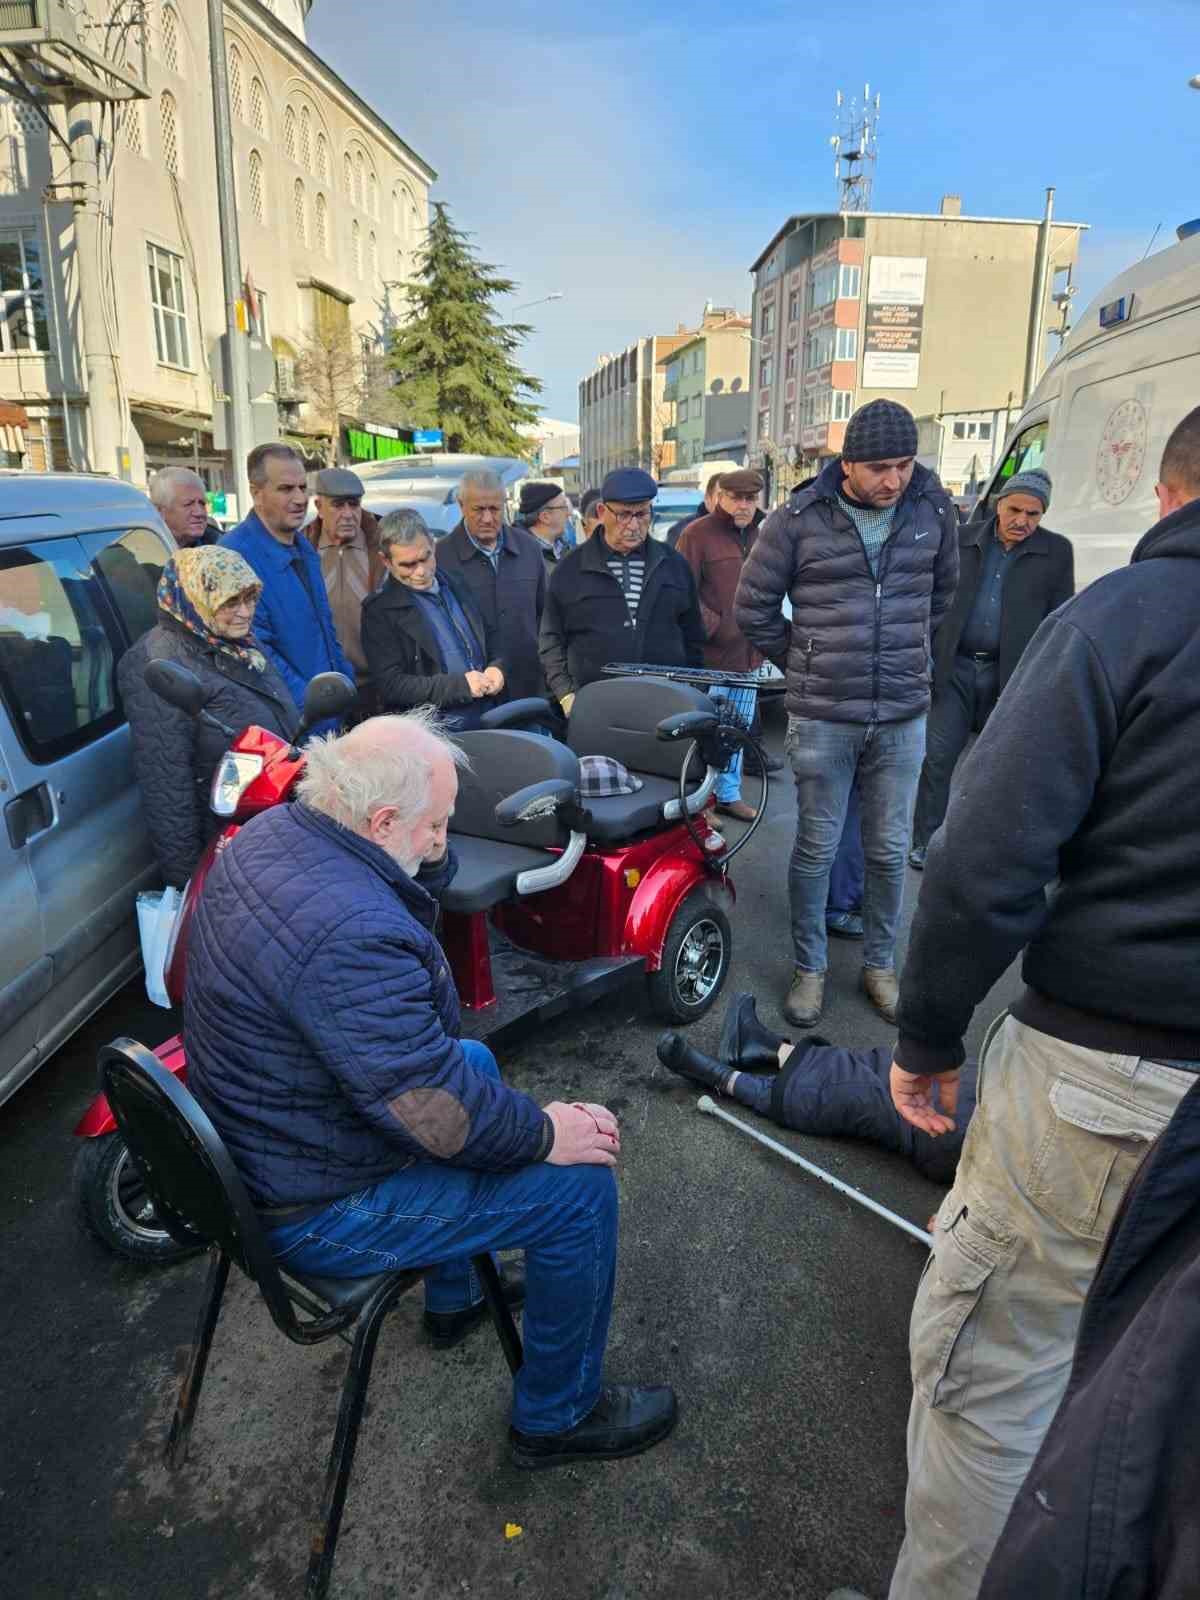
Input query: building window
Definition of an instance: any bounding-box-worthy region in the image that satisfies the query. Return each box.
[159,91,180,178]
[228,45,244,121]
[979,421,992,440]
[147,241,191,368]
[833,390,853,421]
[760,301,775,337]
[299,106,312,172]
[839,263,862,299]
[758,409,771,440]
[352,219,362,278]
[835,327,858,362]
[160,5,180,74]
[785,345,798,379]
[342,152,353,199]
[678,398,688,423]
[760,356,773,388]
[953,421,965,439]
[248,148,264,224]
[292,179,306,245]
[283,105,296,163]
[0,229,48,352]
[367,230,377,282]
[315,131,329,184]
[787,289,800,322]
[784,402,796,434]
[368,171,378,219]
[315,191,328,255]
[249,77,266,135]
[120,100,144,156]
[804,326,834,369]
[355,150,365,209]
[808,262,838,310]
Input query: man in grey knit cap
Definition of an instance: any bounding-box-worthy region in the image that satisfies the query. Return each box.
[735,398,958,1028]
[909,467,1074,867]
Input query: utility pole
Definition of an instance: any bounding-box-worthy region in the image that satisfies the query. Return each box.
[65,95,126,476]
[207,0,253,513]
[1024,186,1055,402]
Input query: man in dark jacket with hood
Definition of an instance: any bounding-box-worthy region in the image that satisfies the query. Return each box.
[865,406,1200,1600]
[908,467,1074,867]
[539,468,705,716]
[735,400,958,1029]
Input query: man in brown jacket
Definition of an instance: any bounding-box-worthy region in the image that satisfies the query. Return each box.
[305,465,386,712]
[677,469,765,820]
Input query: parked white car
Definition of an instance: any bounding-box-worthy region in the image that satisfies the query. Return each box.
[356,454,529,535]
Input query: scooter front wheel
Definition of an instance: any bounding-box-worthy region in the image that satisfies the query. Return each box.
[73,1134,200,1266]
[648,892,732,1022]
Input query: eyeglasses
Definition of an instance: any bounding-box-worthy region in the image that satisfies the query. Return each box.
[607,506,652,526]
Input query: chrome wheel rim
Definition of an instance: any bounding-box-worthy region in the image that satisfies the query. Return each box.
[673,917,725,1007]
[108,1147,168,1243]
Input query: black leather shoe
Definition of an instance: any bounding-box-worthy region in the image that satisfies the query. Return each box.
[908,843,927,870]
[510,1382,678,1470]
[656,1031,735,1094]
[424,1264,526,1350]
[718,991,788,1070]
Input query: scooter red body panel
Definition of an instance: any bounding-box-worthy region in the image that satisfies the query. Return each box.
[73,1033,187,1137]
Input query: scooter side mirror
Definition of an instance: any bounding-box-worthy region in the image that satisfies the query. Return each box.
[298,671,358,736]
[495,777,578,827]
[656,710,719,742]
[145,658,209,716]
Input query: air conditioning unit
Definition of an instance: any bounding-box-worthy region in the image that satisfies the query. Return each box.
[275,356,298,402]
[0,0,80,47]
[0,0,148,101]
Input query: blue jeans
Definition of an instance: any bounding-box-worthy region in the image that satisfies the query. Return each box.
[826,779,864,916]
[785,714,926,972]
[269,1041,618,1435]
[710,683,758,804]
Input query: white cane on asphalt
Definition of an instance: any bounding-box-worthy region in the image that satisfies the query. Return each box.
[695,1095,932,1247]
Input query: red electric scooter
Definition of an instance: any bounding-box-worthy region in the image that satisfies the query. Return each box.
[74,660,768,1264]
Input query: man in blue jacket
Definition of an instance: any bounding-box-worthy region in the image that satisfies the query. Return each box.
[222,444,354,716]
[185,709,677,1470]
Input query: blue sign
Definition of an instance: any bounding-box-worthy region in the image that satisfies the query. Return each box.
[412,428,444,449]
[1099,295,1133,329]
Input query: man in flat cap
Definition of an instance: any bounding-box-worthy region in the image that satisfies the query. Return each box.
[909,467,1073,868]
[539,468,704,717]
[677,469,767,821]
[736,399,958,1028]
[306,464,386,712]
[519,481,574,565]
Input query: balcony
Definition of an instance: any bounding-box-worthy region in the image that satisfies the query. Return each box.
[662,379,680,403]
[661,424,679,442]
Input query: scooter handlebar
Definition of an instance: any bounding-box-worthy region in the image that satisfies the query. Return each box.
[656,710,719,742]
[479,697,556,731]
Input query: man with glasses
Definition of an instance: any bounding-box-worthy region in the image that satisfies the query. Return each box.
[519,481,574,564]
[362,510,504,729]
[437,469,548,702]
[539,468,704,717]
[306,466,386,712]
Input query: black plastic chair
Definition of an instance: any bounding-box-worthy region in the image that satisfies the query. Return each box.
[100,1038,524,1600]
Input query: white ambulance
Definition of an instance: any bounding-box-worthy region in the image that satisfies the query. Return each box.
[976,224,1200,589]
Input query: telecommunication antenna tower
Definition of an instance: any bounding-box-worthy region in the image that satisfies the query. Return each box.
[830,85,880,212]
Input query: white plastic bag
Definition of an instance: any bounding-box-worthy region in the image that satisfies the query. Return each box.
[137,886,184,1009]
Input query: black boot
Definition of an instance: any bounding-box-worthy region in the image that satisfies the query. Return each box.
[718,991,789,1071]
[656,1032,736,1095]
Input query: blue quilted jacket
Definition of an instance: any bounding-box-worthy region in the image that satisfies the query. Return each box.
[185,801,553,1210]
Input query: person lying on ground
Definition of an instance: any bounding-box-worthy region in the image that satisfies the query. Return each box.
[657,992,978,1188]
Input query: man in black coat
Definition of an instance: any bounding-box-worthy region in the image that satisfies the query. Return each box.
[435,469,547,701]
[909,468,1074,868]
[538,468,704,716]
[868,406,1200,1600]
[362,510,505,730]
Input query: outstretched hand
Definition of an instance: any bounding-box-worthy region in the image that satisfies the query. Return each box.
[890,1061,960,1137]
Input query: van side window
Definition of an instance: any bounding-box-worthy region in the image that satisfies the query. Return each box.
[982,421,1049,514]
[0,545,120,762]
[92,528,169,645]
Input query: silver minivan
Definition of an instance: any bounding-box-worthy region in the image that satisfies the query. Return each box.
[0,473,174,1104]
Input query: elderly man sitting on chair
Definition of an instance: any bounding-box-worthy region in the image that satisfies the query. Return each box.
[184,710,677,1469]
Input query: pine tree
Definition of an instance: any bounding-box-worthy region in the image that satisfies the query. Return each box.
[388,204,543,455]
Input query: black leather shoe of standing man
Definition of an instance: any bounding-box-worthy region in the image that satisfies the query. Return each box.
[510,1383,678,1470]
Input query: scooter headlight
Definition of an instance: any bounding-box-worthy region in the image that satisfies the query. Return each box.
[210,752,265,817]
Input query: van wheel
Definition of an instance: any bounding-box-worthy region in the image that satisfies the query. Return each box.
[73,1135,199,1266]
[648,894,732,1022]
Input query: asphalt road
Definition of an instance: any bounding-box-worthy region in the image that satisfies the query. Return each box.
[0,708,1021,1600]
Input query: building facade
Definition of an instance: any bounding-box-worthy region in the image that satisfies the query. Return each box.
[747,197,1085,493]
[661,308,750,473]
[579,332,692,490]
[0,0,433,505]
[915,406,1016,498]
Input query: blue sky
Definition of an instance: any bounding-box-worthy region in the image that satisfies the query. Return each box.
[309,0,1200,423]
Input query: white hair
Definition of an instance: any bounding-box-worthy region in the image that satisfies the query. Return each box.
[149,466,205,510]
[297,709,469,832]
[456,469,504,504]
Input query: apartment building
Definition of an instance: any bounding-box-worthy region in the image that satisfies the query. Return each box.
[577,330,692,489]
[661,307,750,472]
[747,197,1086,489]
[0,0,433,502]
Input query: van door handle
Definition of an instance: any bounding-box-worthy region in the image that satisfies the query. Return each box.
[5,784,55,849]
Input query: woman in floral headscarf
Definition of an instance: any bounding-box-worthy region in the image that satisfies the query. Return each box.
[118,545,299,886]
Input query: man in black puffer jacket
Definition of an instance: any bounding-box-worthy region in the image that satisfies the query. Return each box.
[735,400,958,1030]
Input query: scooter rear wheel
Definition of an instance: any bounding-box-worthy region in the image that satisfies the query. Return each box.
[648,892,732,1022]
[73,1133,200,1266]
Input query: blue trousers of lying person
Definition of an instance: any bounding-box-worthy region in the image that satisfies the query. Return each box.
[731,1038,978,1187]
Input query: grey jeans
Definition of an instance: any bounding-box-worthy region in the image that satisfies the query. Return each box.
[888,1015,1198,1600]
[784,713,926,971]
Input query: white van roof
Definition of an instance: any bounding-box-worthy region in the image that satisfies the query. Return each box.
[1047,231,1200,371]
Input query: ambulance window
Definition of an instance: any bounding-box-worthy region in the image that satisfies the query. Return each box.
[982,420,1049,514]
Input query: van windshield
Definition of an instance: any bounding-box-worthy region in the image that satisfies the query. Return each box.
[983,420,1049,514]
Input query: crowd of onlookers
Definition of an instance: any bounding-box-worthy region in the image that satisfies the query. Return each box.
[125,398,1200,1599]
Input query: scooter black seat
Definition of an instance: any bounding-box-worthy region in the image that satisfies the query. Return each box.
[285,1270,395,1314]
[579,775,679,842]
[440,838,553,914]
